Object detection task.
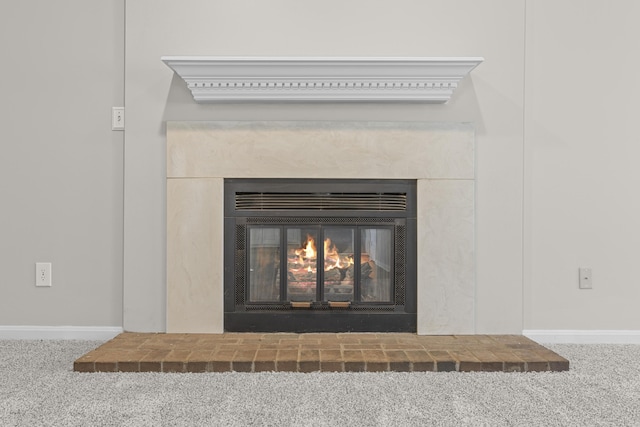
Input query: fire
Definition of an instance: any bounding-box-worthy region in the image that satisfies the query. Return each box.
[305,237,316,259]
[323,237,354,271]
[294,235,317,264]
[290,234,354,276]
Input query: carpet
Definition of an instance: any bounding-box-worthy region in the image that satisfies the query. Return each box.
[1,340,639,426]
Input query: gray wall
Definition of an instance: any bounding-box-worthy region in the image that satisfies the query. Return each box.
[524,0,640,330]
[2,0,639,333]
[0,1,124,326]
[123,0,525,333]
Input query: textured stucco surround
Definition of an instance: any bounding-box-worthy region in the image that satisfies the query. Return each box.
[167,121,475,334]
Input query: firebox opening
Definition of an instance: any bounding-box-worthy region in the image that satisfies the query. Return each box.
[224,179,417,332]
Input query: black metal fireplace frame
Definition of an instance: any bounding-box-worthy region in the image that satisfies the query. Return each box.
[224,178,417,332]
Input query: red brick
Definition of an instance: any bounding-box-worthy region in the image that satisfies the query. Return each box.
[320,361,344,372]
[72,333,568,374]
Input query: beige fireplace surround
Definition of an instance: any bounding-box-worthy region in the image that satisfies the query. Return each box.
[167,121,475,334]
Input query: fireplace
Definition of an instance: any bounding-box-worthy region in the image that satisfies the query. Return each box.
[224,179,417,332]
[166,121,475,335]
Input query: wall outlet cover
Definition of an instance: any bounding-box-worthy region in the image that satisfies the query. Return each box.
[35,262,52,287]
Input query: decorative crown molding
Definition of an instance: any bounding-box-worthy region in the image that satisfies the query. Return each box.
[161,56,484,103]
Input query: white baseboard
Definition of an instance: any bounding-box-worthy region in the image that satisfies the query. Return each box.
[0,326,123,340]
[523,329,640,344]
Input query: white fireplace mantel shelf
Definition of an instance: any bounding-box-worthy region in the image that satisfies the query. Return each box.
[161,56,484,103]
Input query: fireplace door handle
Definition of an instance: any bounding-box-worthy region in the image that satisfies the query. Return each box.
[290,301,312,309]
[328,301,351,309]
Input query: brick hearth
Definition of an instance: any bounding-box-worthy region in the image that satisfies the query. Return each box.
[74,333,568,373]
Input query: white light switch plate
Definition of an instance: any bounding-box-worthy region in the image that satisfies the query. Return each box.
[579,268,592,289]
[112,107,125,130]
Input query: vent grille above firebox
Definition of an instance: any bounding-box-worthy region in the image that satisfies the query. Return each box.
[235,192,407,211]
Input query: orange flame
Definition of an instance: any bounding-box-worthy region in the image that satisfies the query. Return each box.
[294,234,317,265]
[323,238,354,271]
[304,236,316,259]
[290,234,354,276]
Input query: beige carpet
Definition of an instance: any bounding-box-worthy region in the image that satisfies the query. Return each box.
[1,340,639,426]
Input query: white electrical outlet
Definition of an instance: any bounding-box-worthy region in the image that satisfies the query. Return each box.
[579,267,592,289]
[35,262,52,287]
[112,107,125,130]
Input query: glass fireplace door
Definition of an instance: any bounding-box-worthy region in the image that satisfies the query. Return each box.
[286,227,319,302]
[247,225,394,306]
[248,228,281,302]
[322,227,355,302]
[360,228,393,303]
